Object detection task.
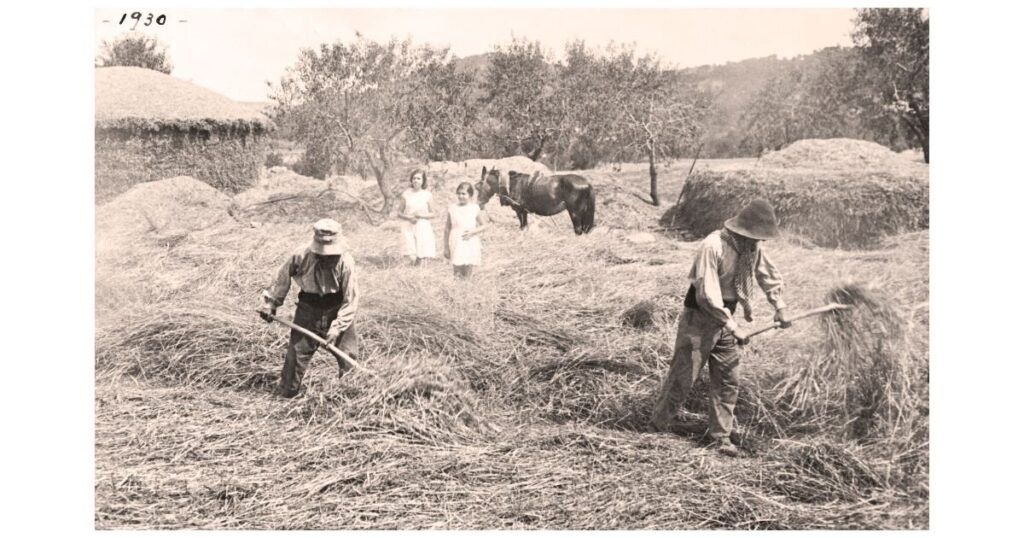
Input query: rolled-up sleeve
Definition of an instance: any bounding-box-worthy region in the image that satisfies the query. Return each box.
[755,249,786,310]
[263,254,298,306]
[692,240,738,332]
[330,254,359,332]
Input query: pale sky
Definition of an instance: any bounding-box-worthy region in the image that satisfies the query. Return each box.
[94,7,858,102]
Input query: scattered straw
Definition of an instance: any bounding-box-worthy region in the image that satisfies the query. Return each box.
[95,161,928,529]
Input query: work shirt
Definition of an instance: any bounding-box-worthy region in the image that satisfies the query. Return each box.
[688,230,786,333]
[264,248,359,331]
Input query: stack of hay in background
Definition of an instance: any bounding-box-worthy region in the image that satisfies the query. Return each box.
[663,138,929,249]
[95,67,274,203]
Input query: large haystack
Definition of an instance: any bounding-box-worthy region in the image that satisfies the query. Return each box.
[664,139,929,249]
[757,138,927,175]
[95,67,273,203]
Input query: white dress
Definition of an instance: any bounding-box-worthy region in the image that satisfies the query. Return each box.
[400,189,436,258]
[448,203,482,266]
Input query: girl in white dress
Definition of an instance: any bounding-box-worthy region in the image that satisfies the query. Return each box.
[396,169,436,265]
[444,182,491,278]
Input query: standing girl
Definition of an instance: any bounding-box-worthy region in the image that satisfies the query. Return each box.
[444,182,490,278]
[397,169,436,265]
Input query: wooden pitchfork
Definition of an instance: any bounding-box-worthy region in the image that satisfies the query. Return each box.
[743,303,853,342]
[258,311,373,375]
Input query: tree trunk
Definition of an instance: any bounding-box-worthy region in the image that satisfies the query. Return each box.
[366,149,395,215]
[375,169,394,215]
[527,135,546,161]
[902,103,929,164]
[908,101,930,164]
[648,145,659,206]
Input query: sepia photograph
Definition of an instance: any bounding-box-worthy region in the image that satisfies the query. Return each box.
[91,4,931,530]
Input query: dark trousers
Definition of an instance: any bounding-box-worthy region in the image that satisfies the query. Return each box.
[651,306,741,440]
[278,301,359,398]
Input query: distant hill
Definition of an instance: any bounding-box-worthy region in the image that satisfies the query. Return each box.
[676,55,797,157]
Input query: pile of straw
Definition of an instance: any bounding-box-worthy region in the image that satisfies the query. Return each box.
[770,280,926,452]
[95,162,928,529]
[97,176,234,237]
[757,138,926,175]
[664,167,928,249]
[663,138,928,249]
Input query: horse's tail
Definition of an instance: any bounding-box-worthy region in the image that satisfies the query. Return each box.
[578,184,595,233]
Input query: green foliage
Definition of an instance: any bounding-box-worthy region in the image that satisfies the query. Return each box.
[739,48,909,156]
[271,36,476,210]
[598,44,711,204]
[481,38,563,160]
[264,151,284,168]
[290,150,331,180]
[853,9,930,162]
[96,33,173,74]
[736,10,929,161]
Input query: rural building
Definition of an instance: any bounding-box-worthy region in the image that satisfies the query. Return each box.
[95,66,273,202]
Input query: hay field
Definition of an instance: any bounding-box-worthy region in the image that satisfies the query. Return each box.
[95,160,928,529]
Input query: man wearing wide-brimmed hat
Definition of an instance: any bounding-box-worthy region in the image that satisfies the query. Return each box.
[650,200,792,457]
[259,218,360,398]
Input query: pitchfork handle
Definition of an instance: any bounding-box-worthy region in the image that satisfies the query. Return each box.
[745,303,852,340]
[258,310,371,374]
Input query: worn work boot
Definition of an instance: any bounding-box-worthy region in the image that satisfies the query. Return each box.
[715,438,740,457]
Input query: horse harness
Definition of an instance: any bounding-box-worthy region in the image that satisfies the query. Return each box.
[497,171,536,210]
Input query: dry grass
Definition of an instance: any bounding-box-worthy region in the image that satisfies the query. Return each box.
[664,166,928,249]
[663,139,929,249]
[95,161,928,529]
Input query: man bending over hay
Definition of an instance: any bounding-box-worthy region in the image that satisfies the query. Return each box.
[259,218,360,398]
[650,200,792,457]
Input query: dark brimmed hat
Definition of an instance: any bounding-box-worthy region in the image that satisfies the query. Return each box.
[308,218,347,255]
[724,199,780,240]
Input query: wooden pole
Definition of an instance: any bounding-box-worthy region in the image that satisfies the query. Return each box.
[260,311,371,374]
[745,303,853,340]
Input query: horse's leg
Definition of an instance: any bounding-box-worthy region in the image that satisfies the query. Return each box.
[582,186,596,233]
[517,210,529,231]
[568,206,583,235]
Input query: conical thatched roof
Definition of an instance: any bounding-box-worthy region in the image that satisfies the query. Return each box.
[95,66,272,132]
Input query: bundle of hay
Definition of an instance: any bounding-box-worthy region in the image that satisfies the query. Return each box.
[231,168,370,229]
[95,66,273,203]
[773,283,923,441]
[96,176,235,254]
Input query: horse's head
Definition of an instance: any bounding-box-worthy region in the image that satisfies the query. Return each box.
[476,166,501,207]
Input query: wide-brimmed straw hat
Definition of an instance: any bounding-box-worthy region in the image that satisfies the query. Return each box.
[724,199,780,240]
[307,218,347,255]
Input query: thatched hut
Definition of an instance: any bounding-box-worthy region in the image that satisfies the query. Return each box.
[95,66,273,203]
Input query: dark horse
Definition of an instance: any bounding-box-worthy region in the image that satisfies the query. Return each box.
[477,167,596,235]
